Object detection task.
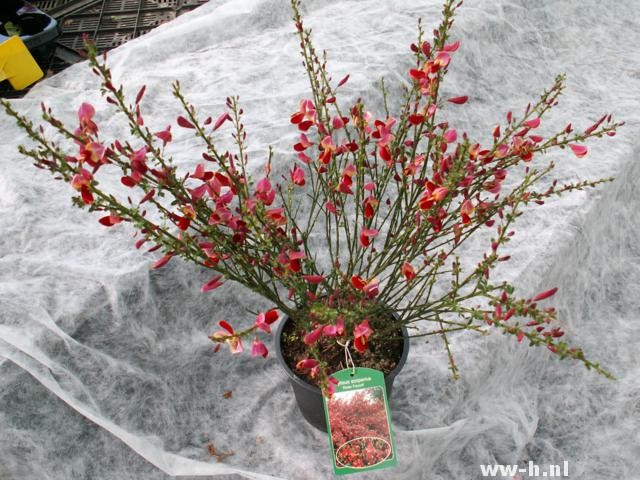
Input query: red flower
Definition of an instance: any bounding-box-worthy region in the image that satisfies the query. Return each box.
[279,250,306,273]
[359,228,379,248]
[177,115,195,129]
[290,99,317,127]
[265,207,287,226]
[71,168,92,191]
[372,117,396,148]
[419,183,449,210]
[363,196,378,219]
[350,276,379,298]
[152,253,173,269]
[255,309,279,333]
[402,262,416,282]
[302,274,324,284]
[337,74,350,87]
[354,319,373,353]
[447,95,468,104]
[461,198,474,224]
[213,112,231,131]
[319,135,336,164]
[408,113,425,125]
[293,133,314,152]
[98,213,122,227]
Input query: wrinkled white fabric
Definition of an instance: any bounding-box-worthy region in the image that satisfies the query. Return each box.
[0,1,639,478]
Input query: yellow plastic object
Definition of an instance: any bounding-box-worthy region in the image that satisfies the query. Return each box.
[0,36,44,90]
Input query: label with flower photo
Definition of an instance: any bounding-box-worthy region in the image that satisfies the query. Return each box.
[322,368,397,475]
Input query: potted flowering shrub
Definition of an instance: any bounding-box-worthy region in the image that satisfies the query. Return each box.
[2,0,619,432]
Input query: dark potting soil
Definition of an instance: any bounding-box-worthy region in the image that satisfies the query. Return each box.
[280,314,405,388]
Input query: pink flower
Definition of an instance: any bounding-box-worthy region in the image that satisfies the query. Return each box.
[71,168,92,191]
[77,102,97,135]
[323,317,345,337]
[434,51,451,68]
[325,201,338,215]
[255,178,276,205]
[290,164,305,186]
[569,144,588,158]
[251,338,268,358]
[211,320,243,354]
[443,129,457,143]
[303,325,324,345]
[443,40,460,52]
[332,115,346,130]
[154,126,172,146]
[524,118,541,129]
[354,319,373,353]
[201,275,224,292]
[298,152,312,164]
[255,309,279,333]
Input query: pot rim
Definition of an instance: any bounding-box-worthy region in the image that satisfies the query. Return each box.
[274,312,410,395]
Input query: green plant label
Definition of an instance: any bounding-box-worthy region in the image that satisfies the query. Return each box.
[322,368,397,475]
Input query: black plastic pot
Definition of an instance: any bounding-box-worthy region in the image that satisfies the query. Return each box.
[274,315,410,431]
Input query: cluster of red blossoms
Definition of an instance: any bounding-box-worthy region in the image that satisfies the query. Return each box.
[4,0,621,398]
